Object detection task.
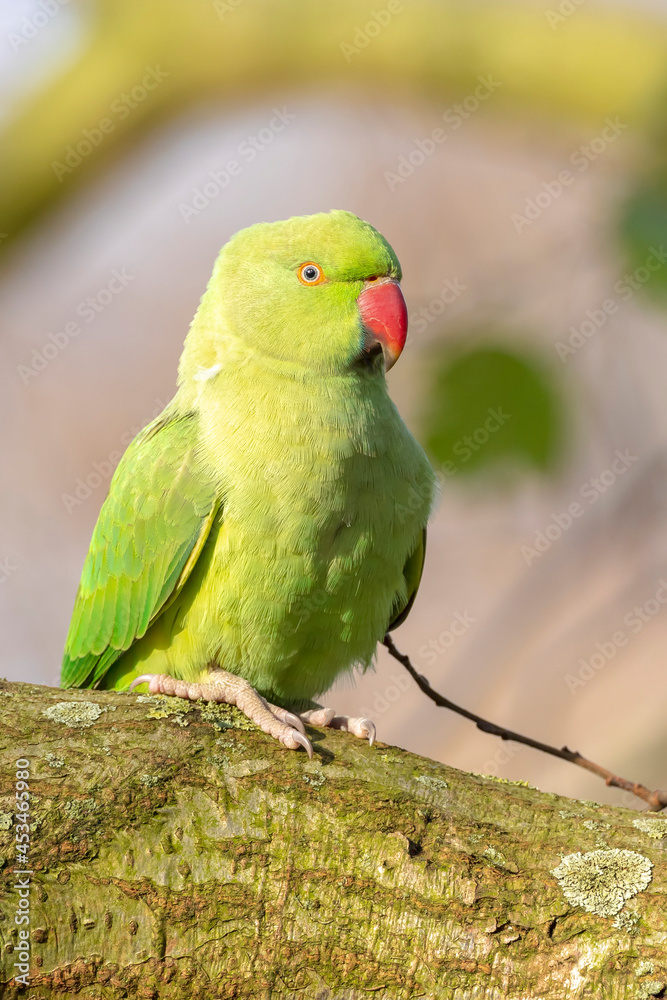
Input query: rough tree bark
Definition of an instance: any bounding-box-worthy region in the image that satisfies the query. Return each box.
[0,679,666,999]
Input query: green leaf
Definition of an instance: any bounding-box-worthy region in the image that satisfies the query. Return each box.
[619,180,667,299]
[423,341,563,480]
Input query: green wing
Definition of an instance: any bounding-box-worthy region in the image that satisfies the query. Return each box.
[61,411,219,689]
[387,528,427,632]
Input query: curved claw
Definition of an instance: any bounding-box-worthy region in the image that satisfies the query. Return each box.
[283,711,307,736]
[129,674,156,692]
[291,729,314,759]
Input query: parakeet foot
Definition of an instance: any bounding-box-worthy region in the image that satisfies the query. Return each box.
[299,706,376,745]
[129,671,313,757]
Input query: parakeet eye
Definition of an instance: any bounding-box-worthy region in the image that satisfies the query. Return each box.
[297,262,326,285]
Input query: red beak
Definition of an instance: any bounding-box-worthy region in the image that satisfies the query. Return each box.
[356,279,408,371]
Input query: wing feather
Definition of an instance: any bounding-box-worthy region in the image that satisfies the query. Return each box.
[61,411,219,689]
[387,528,427,633]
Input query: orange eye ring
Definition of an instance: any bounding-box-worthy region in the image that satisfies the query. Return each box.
[297,262,327,286]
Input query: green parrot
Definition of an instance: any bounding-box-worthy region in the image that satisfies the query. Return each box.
[61,210,434,756]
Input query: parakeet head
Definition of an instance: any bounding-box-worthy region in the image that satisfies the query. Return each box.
[184,210,407,379]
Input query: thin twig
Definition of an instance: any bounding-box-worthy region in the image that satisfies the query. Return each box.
[382,633,667,812]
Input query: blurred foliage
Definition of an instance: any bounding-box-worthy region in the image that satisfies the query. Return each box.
[2,0,667,249]
[620,174,667,298]
[423,342,562,479]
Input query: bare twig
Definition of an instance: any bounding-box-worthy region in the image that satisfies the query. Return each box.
[382,633,667,812]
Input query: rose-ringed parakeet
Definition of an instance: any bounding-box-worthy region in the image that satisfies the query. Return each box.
[61,210,434,756]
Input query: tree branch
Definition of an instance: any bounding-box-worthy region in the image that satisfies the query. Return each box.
[383,633,667,812]
[1,677,667,997]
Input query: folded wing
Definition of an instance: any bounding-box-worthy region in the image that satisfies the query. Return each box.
[61,411,219,689]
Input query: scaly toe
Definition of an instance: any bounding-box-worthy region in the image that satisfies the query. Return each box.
[358,718,376,746]
[295,704,378,745]
[128,671,313,756]
[129,673,167,694]
[331,715,376,745]
[129,673,208,700]
[299,707,336,727]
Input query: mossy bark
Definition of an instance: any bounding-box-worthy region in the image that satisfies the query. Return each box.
[0,680,665,999]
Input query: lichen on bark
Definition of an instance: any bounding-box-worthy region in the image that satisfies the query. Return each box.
[0,679,666,999]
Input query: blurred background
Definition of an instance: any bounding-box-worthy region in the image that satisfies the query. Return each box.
[2,0,667,807]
